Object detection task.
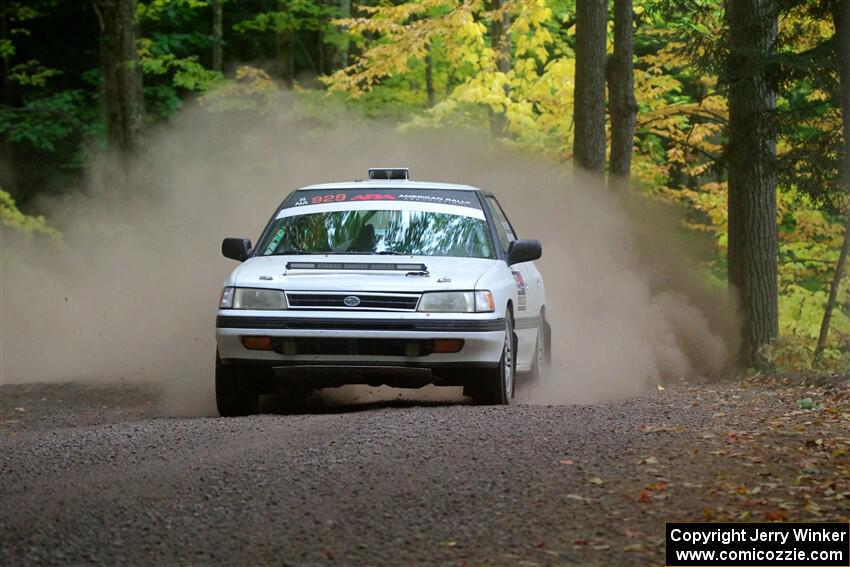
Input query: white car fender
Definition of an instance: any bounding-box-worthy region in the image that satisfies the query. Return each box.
[474,260,517,321]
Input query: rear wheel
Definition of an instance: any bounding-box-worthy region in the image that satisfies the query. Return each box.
[215,352,260,417]
[472,312,514,405]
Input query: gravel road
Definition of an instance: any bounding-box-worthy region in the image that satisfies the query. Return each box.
[1,379,848,566]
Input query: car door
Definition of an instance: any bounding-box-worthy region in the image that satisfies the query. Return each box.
[483,194,544,372]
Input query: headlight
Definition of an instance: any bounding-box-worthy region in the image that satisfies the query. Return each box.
[220,287,235,308]
[220,287,287,310]
[417,291,494,313]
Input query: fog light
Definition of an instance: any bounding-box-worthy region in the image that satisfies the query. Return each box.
[404,342,420,357]
[433,339,464,353]
[242,336,273,350]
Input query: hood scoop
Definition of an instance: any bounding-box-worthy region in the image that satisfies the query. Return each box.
[286,261,428,272]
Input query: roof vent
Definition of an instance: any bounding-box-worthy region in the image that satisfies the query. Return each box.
[368,168,410,180]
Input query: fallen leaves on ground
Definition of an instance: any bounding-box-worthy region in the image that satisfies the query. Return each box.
[551,376,849,566]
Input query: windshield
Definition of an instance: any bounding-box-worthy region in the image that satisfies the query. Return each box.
[257,209,494,258]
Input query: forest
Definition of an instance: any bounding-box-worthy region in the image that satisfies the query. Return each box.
[1,0,848,372]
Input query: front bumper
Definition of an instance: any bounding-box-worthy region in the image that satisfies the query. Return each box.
[215,311,506,369]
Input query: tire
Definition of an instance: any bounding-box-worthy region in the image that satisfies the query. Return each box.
[215,351,260,417]
[277,385,311,413]
[473,312,515,405]
[528,314,548,383]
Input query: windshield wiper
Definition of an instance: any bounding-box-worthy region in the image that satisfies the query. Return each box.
[268,250,314,256]
[325,250,407,255]
[276,250,411,256]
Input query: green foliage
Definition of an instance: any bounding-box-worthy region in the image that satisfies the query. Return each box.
[1,0,847,372]
[137,0,208,22]
[323,0,848,371]
[761,335,849,374]
[138,40,223,91]
[232,0,348,64]
[137,0,225,119]
[200,66,283,113]
[1,1,59,86]
[0,1,101,198]
[0,188,59,238]
[234,0,341,35]
[8,60,60,87]
[0,90,94,153]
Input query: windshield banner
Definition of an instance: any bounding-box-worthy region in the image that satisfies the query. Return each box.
[282,189,482,210]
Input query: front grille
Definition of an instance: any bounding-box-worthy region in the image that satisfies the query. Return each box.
[272,338,434,356]
[285,292,420,311]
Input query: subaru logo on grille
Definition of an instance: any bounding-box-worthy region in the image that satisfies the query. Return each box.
[343,295,361,307]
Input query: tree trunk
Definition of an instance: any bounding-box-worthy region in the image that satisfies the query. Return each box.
[425,48,435,107]
[211,0,223,72]
[572,0,607,173]
[487,0,511,136]
[93,0,144,155]
[607,0,636,187]
[276,30,294,86]
[814,213,850,363]
[489,0,511,76]
[317,28,325,76]
[313,0,325,76]
[276,1,294,86]
[814,0,850,364]
[726,0,779,367]
[333,0,352,70]
[0,0,12,109]
[0,0,18,192]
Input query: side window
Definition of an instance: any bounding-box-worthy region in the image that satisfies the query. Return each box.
[486,196,517,252]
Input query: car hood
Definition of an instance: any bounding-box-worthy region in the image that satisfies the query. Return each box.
[229,255,497,292]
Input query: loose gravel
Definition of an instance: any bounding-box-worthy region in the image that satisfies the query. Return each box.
[1,380,847,566]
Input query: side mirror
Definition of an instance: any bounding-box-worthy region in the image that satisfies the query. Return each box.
[222,238,252,262]
[507,239,542,265]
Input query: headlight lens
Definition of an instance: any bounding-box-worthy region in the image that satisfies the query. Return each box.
[220,287,287,310]
[418,291,494,313]
[220,287,235,308]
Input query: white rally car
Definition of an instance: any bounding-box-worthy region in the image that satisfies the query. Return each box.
[215,168,548,416]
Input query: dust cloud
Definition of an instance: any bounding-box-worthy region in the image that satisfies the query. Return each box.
[0,100,739,414]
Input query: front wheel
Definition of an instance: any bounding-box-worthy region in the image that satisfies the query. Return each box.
[215,352,260,417]
[472,313,514,405]
[528,315,548,383]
